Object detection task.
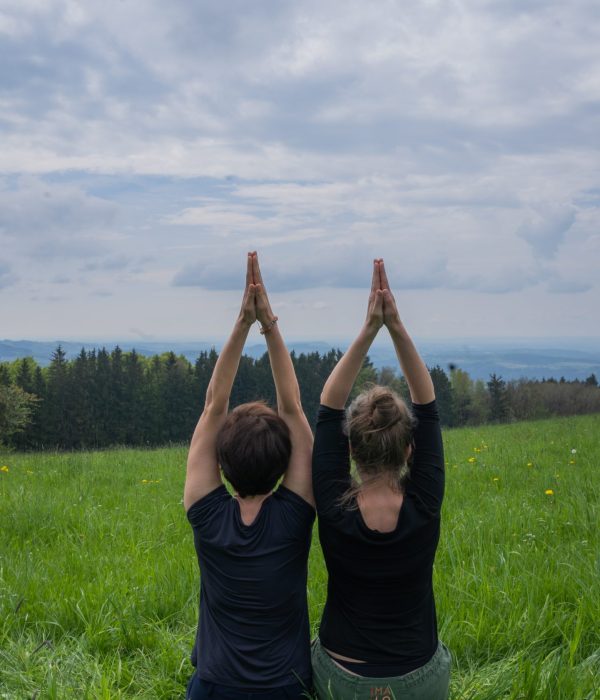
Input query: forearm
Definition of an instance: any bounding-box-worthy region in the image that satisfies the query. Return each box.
[321,324,379,409]
[264,323,302,414]
[387,319,434,404]
[205,319,252,413]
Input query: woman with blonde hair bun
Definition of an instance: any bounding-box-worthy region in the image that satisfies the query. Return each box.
[311,259,451,700]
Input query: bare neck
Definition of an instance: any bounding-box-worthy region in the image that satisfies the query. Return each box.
[235,492,272,526]
[357,481,404,533]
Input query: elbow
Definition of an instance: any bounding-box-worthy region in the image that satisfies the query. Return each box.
[278,398,304,417]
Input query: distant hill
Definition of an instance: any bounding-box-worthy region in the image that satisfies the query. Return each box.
[1,338,599,382]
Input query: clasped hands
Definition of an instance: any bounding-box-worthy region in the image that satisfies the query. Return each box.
[365,258,401,333]
[239,253,400,334]
[239,252,277,331]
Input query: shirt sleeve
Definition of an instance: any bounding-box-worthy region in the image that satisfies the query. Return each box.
[407,400,445,517]
[186,484,229,533]
[312,404,352,521]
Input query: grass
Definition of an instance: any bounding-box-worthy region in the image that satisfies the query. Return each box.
[1,414,599,699]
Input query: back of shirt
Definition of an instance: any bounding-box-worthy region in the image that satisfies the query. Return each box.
[312,400,445,669]
[187,485,315,690]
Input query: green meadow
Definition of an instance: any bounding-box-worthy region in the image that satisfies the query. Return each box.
[1,415,599,699]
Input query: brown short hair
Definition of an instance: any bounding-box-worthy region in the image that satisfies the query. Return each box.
[346,385,416,489]
[216,401,291,497]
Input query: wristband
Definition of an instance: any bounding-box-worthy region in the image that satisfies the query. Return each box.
[259,317,278,335]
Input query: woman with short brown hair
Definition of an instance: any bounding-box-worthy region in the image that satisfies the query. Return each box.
[184,252,315,699]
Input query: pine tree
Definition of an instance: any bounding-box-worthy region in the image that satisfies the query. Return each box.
[0,364,11,386]
[429,366,456,426]
[123,350,146,444]
[44,346,70,447]
[69,349,93,447]
[487,373,510,423]
[94,348,112,445]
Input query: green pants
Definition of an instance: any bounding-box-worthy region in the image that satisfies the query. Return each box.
[311,638,451,700]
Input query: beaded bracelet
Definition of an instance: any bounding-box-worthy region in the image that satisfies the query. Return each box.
[259,316,278,335]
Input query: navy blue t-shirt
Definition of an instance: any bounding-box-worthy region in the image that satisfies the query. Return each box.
[187,485,315,690]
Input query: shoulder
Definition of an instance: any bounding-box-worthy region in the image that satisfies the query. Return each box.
[274,485,315,513]
[316,404,347,424]
[411,399,439,421]
[271,485,316,533]
[186,484,230,528]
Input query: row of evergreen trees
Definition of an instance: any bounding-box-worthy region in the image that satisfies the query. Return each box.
[0,345,598,450]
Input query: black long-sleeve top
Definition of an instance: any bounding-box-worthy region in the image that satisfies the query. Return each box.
[312,400,445,671]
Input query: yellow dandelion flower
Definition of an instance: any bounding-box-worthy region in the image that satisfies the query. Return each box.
[141,479,149,484]
[467,457,476,463]
[545,489,554,496]
[569,459,575,464]
[0,465,8,473]
[474,447,481,453]
[492,477,499,482]
[527,462,533,467]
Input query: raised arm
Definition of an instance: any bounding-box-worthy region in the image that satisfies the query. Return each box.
[320,260,384,409]
[183,254,256,511]
[379,259,435,405]
[252,253,314,506]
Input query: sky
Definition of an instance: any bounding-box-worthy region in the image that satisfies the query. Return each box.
[1,0,599,343]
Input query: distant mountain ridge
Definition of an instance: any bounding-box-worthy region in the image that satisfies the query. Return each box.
[1,338,599,382]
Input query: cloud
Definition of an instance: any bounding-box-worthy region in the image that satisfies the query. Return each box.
[0,1,598,339]
[80,256,132,272]
[0,260,16,288]
[516,205,576,258]
[0,177,118,260]
[173,242,448,292]
[546,277,592,294]
[1,1,599,180]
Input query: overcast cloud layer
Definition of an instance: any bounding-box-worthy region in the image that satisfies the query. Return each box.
[1,0,599,341]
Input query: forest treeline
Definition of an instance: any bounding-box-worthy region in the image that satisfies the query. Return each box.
[0,345,599,450]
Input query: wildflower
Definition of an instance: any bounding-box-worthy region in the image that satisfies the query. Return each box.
[474,447,481,453]
[527,462,533,467]
[569,459,576,465]
[468,457,476,464]
[571,448,577,454]
[141,479,149,484]
[0,466,8,473]
[545,489,554,496]
[492,477,499,482]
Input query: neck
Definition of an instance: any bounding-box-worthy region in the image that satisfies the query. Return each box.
[235,491,272,526]
[357,470,404,496]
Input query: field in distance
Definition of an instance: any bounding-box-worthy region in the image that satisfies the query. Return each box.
[1,415,599,699]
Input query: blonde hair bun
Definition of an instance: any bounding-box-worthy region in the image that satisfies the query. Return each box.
[346,385,416,482]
